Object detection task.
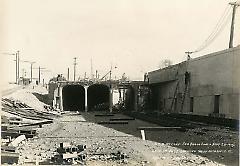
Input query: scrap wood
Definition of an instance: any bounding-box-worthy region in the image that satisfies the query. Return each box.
[2,107,44,120]
[1,151,19,164]
[137,126,183,131]
[1,146,16,152]
[110,117,135,121]
[95,114,114,117]
[9,135,26,147]
[17,120,53,127]
[1,131,34,139]
[5,128,37,135]
[98,121,128,124]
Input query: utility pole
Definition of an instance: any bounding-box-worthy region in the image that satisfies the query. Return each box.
[37,67,46,84]
[90,58,93,80]
[229,2,240,48]
[22,60,36,83]
[15,53,18,84]
[17,51,20,84]
[30,62,36,83]
[73,57,77,81]
[2,52,18,84]
[67,68,70,81]
[84,72,86,80]
[39,66,41,83]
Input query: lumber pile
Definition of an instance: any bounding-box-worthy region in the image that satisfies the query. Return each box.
[1,97,57,165]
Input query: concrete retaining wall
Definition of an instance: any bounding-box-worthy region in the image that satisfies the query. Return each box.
[148,46,240,119]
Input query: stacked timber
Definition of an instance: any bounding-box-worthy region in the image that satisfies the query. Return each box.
[1,98,59,165]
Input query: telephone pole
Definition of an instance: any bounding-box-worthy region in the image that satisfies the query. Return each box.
[91,58,93,80]
[34,66,46,84]
[229,2,240,48]
[22,60,36,83]
[30,62,36,82]
[17,51,20,84]
[39,66,41,83]
[15,53,18,84]
[67,67,70,81]
[73,57,77,81]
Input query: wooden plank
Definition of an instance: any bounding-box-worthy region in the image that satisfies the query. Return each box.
[1,146,16,152]
[110,118,135,121]
[137,126,182,131]
[17,120,53,127]
[1,152,19,164]
[6,128,37,135]
[98,121,128,124]
[1,151,19,164]
[1,131,35,138]
[95,114,114,117]
[19,107,35,110]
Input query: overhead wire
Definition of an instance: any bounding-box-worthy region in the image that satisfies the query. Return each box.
[191,5,232,53]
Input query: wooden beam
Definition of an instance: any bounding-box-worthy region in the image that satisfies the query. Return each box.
[1,151,19,164]
[1,131,34,139]
[17,120,53,127]
[98,121,128,124]
[110,118,135,121]
[1,146,16,152]
[95,114,114,117]
[137,126,182,131]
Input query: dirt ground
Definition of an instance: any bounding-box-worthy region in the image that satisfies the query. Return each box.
[15,111,238,166]
[83,112,239,166]
[3,85,239,165]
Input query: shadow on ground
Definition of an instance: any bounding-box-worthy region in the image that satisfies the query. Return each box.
[32,92,52,105]
[81,111,239,166]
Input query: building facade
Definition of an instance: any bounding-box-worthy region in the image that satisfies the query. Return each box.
[147,46,240,119]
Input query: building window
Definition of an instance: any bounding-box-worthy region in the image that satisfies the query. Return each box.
[190,97,194,112]
[214,95,220,114]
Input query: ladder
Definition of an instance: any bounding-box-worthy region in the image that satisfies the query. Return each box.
[170,58,190,113]
[170,67,180,112]
[179,74,190,113]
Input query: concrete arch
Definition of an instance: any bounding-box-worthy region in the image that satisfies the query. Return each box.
[125,86,136,111]
[62,85,85,111]
[87,84,110,111]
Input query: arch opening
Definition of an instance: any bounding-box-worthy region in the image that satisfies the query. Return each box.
[87,84,110,111]
[125,86,135,111]
[62,85,85,111]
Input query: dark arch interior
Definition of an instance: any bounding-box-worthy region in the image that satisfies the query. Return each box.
[87,84,110,111]
[62,85,85,111]
[125,87,135,111]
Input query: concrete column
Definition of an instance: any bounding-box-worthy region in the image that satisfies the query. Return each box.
[134,86,139,112]
[84,86,88,112]
[59,86,63,110]
[109,85,113,113]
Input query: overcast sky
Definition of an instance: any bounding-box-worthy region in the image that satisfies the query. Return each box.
[1,0,239,84]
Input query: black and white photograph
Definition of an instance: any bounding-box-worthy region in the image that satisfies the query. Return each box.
[0,0,239,165]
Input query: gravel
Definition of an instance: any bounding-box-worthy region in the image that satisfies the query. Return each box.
[16,113,224,165]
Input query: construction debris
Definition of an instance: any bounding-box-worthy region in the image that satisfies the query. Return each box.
[1,151,19,165]
[9,135,26,147]
[137,126,183,131]
[98,121,128,124]
[1,88,60,165]
[51,142,87,165]
[110,117,135,121]
[95,114,115,117]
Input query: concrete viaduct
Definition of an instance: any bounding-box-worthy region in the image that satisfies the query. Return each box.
[48,80,145,112]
